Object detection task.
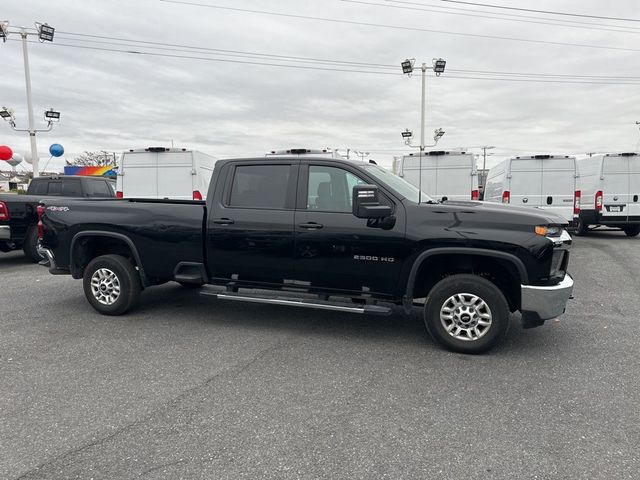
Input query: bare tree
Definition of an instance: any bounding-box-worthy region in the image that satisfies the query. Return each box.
[67,151,117,166]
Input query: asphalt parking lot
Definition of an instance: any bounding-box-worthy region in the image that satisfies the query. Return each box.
[1,231,638,480]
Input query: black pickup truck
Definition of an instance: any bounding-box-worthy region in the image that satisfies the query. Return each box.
[38,155,574,353]
[0,175,116,261]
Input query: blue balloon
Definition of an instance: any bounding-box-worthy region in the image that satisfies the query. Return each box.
[49,143,64,157]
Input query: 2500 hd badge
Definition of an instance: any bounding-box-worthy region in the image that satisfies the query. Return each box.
[354,255,395,262]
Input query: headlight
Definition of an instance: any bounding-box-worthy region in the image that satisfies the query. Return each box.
[535,225,562,237]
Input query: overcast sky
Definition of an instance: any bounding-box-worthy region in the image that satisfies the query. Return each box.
[1,0,639,173]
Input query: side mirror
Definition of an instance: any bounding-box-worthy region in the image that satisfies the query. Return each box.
[352,184,392,219]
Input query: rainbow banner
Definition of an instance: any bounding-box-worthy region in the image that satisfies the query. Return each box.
[64,165,118,177]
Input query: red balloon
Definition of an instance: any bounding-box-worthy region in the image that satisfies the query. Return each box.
[0,145,13,161]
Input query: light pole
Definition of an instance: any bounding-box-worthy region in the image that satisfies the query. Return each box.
[0,21,56,177]
[401,58,446,153]
[401,58,446,204]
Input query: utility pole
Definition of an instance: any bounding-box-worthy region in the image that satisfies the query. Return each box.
[0,21,57,177]
[481,146,495,173]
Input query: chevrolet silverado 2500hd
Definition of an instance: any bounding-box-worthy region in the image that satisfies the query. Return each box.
[38,155,574,353]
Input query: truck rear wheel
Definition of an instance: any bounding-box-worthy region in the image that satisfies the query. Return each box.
[83,254,141,315]
[23,226,44,263]
[423,274,510,354]
[623,225,640,237]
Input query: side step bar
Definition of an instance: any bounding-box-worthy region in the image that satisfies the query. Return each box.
[201,290,392,316]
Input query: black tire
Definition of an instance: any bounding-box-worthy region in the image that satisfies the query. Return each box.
[423,274,510,354]
[23,226,44,263]
[178,281,204,289]
[83,254,141,315]
[623,225,640,237]
[574,218,589,237]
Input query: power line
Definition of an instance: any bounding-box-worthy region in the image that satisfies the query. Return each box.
[340,0,640,35]
[386,0,640,31]
[43,42,640,85]
[157,0,640,53]
[439,0,640,23]
[55,32,398,70]
[10,36,640,85]
[53,36,640,82]
[28,41,402,76]
[447,68,640,80]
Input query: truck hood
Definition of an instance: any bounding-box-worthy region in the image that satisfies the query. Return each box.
[415,200,568,227]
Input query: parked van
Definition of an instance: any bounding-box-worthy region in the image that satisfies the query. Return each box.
[398,151,479,201]
[484,155,579,227]
[116,147,217,200]
[575,153,640,237]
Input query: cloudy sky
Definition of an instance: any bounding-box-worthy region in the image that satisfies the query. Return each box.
[1,0,639,173]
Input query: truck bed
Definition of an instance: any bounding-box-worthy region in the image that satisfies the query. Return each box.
[40,198,206,281]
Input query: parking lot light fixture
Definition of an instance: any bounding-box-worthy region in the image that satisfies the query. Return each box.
[0,106,13,120]
[401,59,414,75]
[0,21,8,43]
[433,58,446,76]
[44,108,60,123]
[36,22,54,42]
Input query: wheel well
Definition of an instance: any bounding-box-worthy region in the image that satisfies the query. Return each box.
[412,254,522,311]
[71,236,138,279]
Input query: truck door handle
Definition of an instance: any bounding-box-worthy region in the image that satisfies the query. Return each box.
[213,218,234,225]
[299,222,323,230]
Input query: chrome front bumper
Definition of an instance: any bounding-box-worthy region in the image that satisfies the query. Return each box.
[521,274,574,320]
[0,225,10,240]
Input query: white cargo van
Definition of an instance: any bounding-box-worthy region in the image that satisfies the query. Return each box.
[116,147,217,200]
[575,153,640,237]
[484,155,579,227]
[398,151,479,201]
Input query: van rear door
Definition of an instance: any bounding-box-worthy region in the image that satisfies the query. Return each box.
[509,159,543,207]
[628,154,640,222]
[121,152,158,198]
[435,154,475,201]
[540,157,576,222]
[157,151,195,200]
[601,155,629,222]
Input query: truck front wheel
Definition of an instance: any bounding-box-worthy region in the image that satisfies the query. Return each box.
[83,254,141,315]
[423,274,510,354]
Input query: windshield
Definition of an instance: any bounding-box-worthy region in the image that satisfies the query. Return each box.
[363,164,435,204]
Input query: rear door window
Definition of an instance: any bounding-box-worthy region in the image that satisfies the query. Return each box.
[31,181,47,195]
[62,179,82,196]
[85,180,114,197]
[228,164,292,209]
[47,182,62,196]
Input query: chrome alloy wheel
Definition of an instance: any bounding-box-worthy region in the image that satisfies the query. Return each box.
[440,293,492,341]
[90,268,121,306]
